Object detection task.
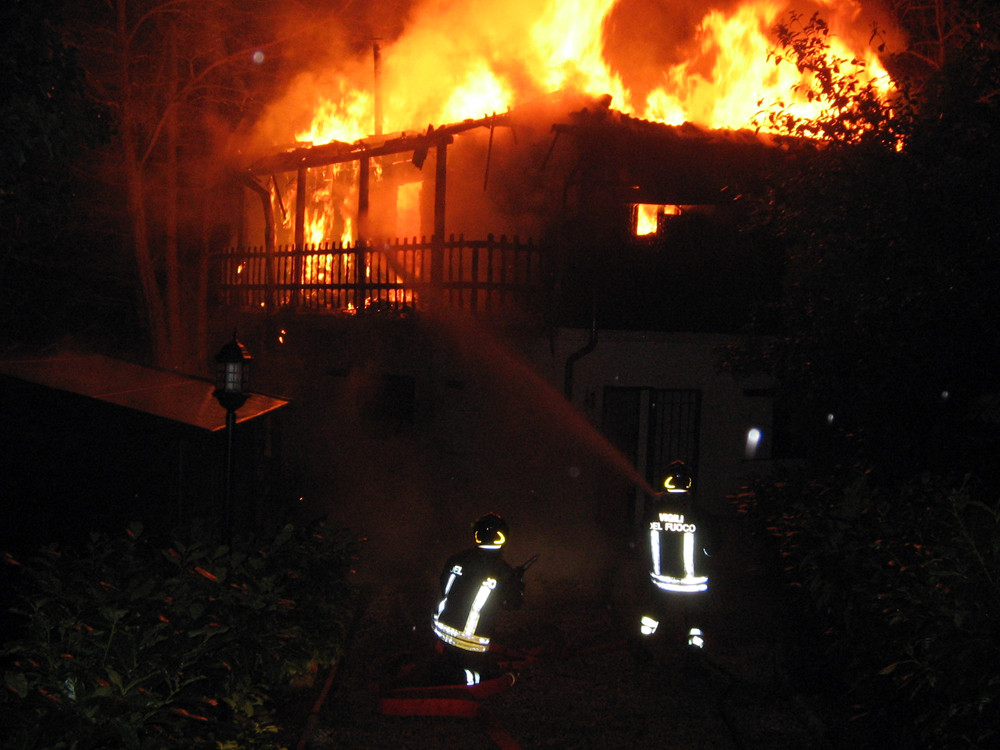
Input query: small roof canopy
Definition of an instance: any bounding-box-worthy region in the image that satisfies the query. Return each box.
[0,352,288,432]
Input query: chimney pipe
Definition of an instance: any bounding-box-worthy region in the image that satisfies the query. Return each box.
[373,40,383,136]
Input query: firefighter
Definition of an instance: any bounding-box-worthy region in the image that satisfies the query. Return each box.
[636,460,713,663]
[431,512,525,686]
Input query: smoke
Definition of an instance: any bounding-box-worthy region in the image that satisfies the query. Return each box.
[412,307,656,593]
[280,303,654,604]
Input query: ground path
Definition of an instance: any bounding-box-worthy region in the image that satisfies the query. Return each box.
[295,512,854,749]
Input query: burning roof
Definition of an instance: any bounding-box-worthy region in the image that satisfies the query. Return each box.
[235,0,894,250]
[548,100,805,204]
[241,93,804,253]
[247,112,511,176]
[250,0,895,153]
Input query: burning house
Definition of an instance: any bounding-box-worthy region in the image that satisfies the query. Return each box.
[205,0,893,534]
[210,95,801,522]
[217,93,797,328]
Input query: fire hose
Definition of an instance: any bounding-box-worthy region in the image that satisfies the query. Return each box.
[301,553,636,750]
[372,637,631,750]
[372,553,545,749]
[377,673,521,750]
[302,555,752,750]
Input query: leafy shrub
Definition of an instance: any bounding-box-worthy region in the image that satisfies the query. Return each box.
[1,519,357,750]
[743,469,1000,749]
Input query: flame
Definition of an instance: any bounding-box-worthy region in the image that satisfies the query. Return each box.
[276,0,892,148]
[635,204,681,236]
[635,204,660,236]
[291,163,359,246]
[658,4,795,129]
[253,0,896,296]
[531,0,626,107]
[441,64,514,124]
[297,82,372,145]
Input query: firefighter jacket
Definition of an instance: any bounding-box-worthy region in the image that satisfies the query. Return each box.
[432,547,523,653]
[645,492,710,595]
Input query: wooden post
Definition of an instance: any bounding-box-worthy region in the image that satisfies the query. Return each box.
[241,174,276,312]
[293,165,306,308]
[357,157,370,310]
[432,142,447,292]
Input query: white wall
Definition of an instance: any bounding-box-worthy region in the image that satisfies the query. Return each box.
[525,328,774,515]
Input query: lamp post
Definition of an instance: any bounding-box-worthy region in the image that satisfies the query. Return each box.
[213,333,252,543]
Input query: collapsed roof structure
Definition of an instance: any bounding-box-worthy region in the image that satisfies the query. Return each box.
[220,95,806,330]
[239,96,802,247]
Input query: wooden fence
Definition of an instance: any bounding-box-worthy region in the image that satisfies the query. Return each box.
[211,234,548,316]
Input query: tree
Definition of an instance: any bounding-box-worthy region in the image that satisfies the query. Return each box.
[63,0,362,369]
[3,0,411,366]
[61,1,250,367]
[884,0,1000,100]
[728,12,1000,746]
[733,10,1000,478]
[0,0,112,348]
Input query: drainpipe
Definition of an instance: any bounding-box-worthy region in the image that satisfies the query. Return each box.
[564,301,598,401]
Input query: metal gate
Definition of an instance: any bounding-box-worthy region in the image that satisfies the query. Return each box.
[601,387,701,524]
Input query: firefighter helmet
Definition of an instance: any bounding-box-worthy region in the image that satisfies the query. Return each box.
[473,513,508,549]
[663,460,693,493]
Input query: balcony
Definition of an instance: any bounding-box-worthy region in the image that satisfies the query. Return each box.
[211,233,547,319]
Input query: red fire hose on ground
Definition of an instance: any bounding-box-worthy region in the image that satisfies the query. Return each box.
[299,553,632,750]
[376,672,522,750]
[370,554,546,750]
[370,635,630,749]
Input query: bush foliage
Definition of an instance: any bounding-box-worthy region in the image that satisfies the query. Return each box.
[1,519,357,750]
[742,469,1000,749]
[732,13,1000,743]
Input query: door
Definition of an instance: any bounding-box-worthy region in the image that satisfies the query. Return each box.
[602,386,701,525]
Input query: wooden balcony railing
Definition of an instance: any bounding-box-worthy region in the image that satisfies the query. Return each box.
[211,234,548,317]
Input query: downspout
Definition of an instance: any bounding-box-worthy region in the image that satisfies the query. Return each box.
[564,301,598,401]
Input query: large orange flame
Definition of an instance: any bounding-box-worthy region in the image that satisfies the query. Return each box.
[259,0,895,255]
[287,0,892,147]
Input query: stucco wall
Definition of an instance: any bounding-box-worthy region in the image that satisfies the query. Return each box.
[525,328,774,515]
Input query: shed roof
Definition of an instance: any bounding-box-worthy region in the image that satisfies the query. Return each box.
[0,352,289,432]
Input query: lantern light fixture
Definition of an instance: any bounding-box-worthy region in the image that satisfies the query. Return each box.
[213,332,252,412]
[213,332,252,544]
